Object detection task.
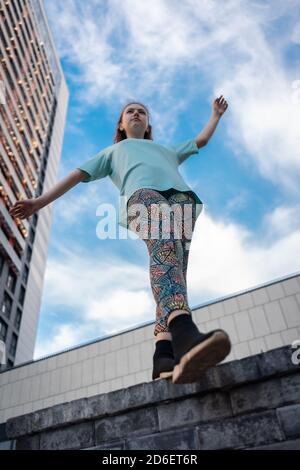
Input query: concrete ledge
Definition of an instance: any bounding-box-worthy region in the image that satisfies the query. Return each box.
[6,345,300,450]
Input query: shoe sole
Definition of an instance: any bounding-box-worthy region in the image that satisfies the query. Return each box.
[154,370,173,381]
[172,330,231,384]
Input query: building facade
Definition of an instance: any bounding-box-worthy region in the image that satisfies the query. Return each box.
[0,0,68,367]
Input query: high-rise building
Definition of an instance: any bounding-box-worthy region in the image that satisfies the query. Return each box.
[0,0,69,368]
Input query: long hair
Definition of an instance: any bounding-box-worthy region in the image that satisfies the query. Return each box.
[113,101,153,143]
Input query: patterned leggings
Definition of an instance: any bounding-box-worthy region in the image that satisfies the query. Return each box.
[127,188,197,336]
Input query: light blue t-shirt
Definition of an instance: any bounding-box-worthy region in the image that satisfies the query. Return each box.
[77,137,203,229]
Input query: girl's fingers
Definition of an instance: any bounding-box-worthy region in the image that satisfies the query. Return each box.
[214,96,228,111]
[11,205,21,213]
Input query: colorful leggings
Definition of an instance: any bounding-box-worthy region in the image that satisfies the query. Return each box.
[127,188,197,336]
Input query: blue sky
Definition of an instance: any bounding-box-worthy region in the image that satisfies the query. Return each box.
[34,0,300,359]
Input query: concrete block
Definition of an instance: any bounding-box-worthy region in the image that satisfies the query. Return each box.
[132,328,145,344]
[248,338,267,355]
[40,422,94,450]
[234,342,250,359]
[83,440,126,450]
[252,288,269,306]
[127,427,198,450]
[264,301,287,333]
[96,339,110,355]
[39,373,51,400]
[109,378,123,392]
[81,358,94,388]
[197,410,283,449]
[203,319,220,333]
[115,348,129,377]
[95,407,158,444]
[248,305,270,337]
[209,302,225,320]
[256,346,298,378]
[219,316,239,344]
[230,373,300,415]
[59,366,72,394]
[109,335,122,351]
[265,333,284,350]
[282,278,300,296]
[77,347,89,362]
[266,282,285,301]
[281,328,300,345]
[193,306,210,323]
[92,356,105,384]
[224,298,239,315]
[127,345,141,374]
[104,352,116,381]
[237,292,254,310]
[121,332,134,348]
[158,392,232,431]
[247,438,300,450]
[279,297,300,328]
[87,343,98,359]
[277,404,300,439]
[15,434,40,450]
[233,311,254,341]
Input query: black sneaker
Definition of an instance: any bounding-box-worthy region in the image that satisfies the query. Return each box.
[152,339,175,380]
[171,329,231,384]
[152,355,175,380]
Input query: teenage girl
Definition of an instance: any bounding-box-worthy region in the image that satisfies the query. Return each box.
[10,96,231,384]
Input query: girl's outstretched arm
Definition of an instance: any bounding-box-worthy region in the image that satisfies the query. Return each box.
[195,95,228,148]
[9,168,87,220]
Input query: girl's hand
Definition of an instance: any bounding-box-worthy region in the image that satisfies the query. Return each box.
[213,95,228,117]
[9,198,40,220]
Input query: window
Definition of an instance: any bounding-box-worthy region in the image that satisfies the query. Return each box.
[22,265,29,284]
[26,245,32,263]
[14,309,22,330]
[0,255,4,275]
[6,270,17,293]
[36,181,43,197]
[0,319,8,341]
[1,292,13,319]
[29,227,35,244]
[19,285,25,306]
[9,334,18,356]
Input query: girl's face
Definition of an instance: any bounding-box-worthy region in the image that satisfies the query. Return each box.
[119,103,149,139]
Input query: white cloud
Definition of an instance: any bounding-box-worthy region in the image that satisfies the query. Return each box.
[261,204,300,238]
[34,240,155,359]
[41,241,151,308]
[85,289,153,330]
[34,323,89,359]
[187,207,300,304]
[222,71,300,194]
[44,0,300,191]
[291,21,300,44]
[54,179,116,225]
[223,191,250,215]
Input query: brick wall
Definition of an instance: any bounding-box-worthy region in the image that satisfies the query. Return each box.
[0,272,300,425]
[6,346,300,450]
